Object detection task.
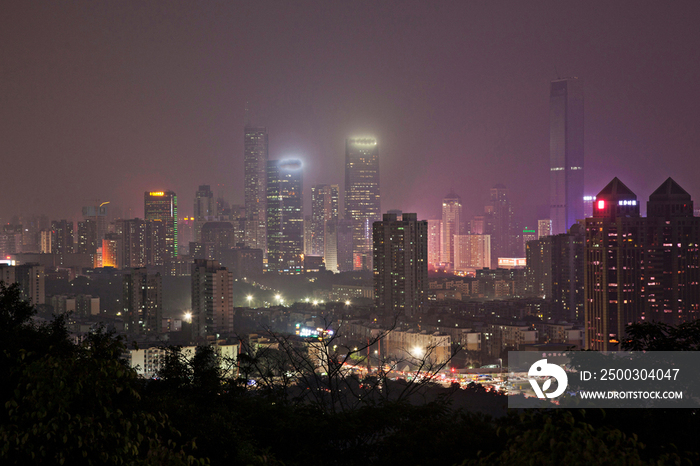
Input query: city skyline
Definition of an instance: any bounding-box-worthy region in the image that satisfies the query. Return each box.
[3,1,700,226]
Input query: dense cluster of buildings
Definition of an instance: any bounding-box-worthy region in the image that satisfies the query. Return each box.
[2,76,700,376]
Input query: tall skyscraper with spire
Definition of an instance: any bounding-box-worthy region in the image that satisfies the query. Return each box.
[244,122,268,253]
[344,137,380,270]
[549,77,584,235]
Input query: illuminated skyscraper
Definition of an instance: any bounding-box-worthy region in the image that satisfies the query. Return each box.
[441,191,462,266]
[373,213,428,317]
[549,77,584,235]
[344,137,380,270]
[310,184,339,257]
[583,178,700,350]
[144,191,177,259]
[267,159,304,273]
[244,125,268,252]
[427,219,441,270]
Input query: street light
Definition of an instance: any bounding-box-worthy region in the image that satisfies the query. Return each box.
[246,295,253,308]
[184,312,192,323]
[411,346,424,358]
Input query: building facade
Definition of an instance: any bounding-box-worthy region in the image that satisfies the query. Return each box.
[440,191,462,267]
[244,125,268,253]
[267,159,304,273]
[584,177,700,350]
[310,184,339,260]
[191,259,234,338]
[453,234,491,273]
[0,263,45,305]
[123,268,162,335]
[144,191,178,259]
[373,213,428,317]
[485,184,516,266]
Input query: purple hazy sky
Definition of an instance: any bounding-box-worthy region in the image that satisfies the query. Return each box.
[2,0,700,224]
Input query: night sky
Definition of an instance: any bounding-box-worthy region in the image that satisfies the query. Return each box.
[3,0,700,224]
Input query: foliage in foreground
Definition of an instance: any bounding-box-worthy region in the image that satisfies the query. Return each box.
[1,281,700,465]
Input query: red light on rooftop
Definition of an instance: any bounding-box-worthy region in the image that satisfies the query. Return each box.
[597,200,605,210]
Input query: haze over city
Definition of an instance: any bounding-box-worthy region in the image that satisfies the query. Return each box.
[3,0,700,222]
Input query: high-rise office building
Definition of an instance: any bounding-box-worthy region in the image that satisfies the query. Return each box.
[144,191,177,259]
[440,191,462,267]
[344,137,380,271]
[584,177,700,350]
[485,184,516,266]
[427,219,441,270]
[267,159,304,273]
[123,268,162,335]
[373,213,428,317]
[310,184,340,258]
[643,178,700,326]
[244,125,268,253]
[191,259,234,338]
[549,77,584,235]
[324,220,339,273]
[303,215,313,255]
[194,185,216,242]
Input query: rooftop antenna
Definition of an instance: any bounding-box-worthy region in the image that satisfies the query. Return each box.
[245,101,250,126]
[554,65,561,80]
